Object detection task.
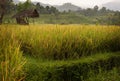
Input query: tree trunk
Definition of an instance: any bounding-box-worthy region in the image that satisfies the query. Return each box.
[0,12,4,24]
[0,4,5,24]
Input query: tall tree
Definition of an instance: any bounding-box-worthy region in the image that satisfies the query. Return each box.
[100,7,106,13]
[17,0,35,12]
[46,6,50,14]
[109,12,120,25]
[36,3,45,14]
[23,0,34,10]
[0,0,6,24]
[93,5,99,12]
[50,6,59,14]
[0,0,13,24]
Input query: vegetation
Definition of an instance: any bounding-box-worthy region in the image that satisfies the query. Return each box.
[0,24,120,81]
[86,67,120,81]
[0,0,120,25]
[0,25,120,60]
[0,27,26,81]
[25,52,120,81]
[0,1,120,81]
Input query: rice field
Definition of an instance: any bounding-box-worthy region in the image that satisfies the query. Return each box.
[0,24,120,81]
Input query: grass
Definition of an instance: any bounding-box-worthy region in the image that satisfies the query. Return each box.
[36,14,92,24]
[26,52,120,66]
[0,24,120,81]
[86,67,120,81]
[1,24,120,60]
[0,27,26,81]
[25,52,120,81]
[5,14,93,24]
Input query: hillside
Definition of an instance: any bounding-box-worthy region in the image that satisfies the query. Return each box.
[14,0,120,11]
[102,1,120,11]
[54,3,81,12]
[13,0,81,12]
[34,2,81,12]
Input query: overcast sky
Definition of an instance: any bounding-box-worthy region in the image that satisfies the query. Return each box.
[19,0,119,8]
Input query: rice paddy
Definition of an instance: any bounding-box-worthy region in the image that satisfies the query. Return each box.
[0,24,120,81]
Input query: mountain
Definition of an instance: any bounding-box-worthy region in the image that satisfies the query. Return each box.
[102,1,120,11]
[55,3,81,12]
[33,2,51,7]
[33,2,81,12]
[13,1,81,12]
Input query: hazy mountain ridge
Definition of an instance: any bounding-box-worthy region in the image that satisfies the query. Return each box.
[13,0,120,11]
[102,1,120,11]
[33,2,81,12]
[13,0,81,11]
[54,3,81,12]
[33,2,51,7]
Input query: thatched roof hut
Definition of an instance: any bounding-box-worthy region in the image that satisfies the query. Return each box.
[12,9,39,25]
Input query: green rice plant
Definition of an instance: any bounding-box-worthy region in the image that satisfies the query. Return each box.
[0,24,120,81]
[86,67,120,81]
[0,25,120,60]
[0,27,26,81]
[24,52,120,81]
[16,25,120,60]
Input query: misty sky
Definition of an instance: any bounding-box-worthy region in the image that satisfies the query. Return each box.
[19,0,119,8]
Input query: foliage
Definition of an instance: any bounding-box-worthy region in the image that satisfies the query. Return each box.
[19,25,120,60]
[16,1,59,14]
[86,68,120,81]
[25,52,120,81]
[1,2,120,25]
[35,3,59,14]
[0,25,120,60]
[0,27,26,81]
[0,0,14,24]
[17,0,35,12]
[108,12,120,25]
[0,24,120,81]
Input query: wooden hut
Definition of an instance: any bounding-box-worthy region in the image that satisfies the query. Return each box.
[12,9,39,25]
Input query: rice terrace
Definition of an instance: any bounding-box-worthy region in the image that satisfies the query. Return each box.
[0,0,120,81]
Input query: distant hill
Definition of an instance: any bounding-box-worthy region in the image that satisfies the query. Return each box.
[33,2,81,12]
[102,1,120,11]
[13,0,120,11]
[54,3,81,12]
[14,0,81,12]
[33,2,51,7]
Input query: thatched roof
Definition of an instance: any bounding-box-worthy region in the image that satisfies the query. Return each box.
[12,9,39,18]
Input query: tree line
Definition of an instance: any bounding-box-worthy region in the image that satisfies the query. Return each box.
[0,0,59,24]
[76,5,120,25]
[0,0,120,25]
[17,0,59,14]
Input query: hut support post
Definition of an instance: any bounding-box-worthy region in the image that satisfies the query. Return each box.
[25,17,29,24]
